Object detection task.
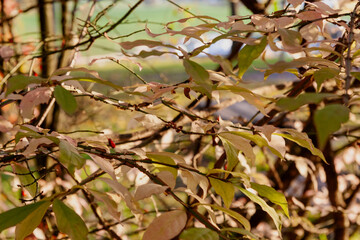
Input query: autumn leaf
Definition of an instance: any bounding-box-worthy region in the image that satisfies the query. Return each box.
[143,210,187,240]
[19,87,52,119]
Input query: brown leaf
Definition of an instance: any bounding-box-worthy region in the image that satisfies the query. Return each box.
[100,178,139,214]
[157,171,176,189]
[288,0,304,7]
[143,210,187,240]
[133,183,168,201]
[309,2,339,15]
[296,11,322,21]
[19,87,52,119]
[22,137,53,156]
[89,154,116,180]
[0,116,13,132]
[184,87,191,99]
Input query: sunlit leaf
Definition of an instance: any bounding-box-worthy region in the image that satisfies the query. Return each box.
[219,132,255,162]
[200,204,250,231]
[134,183,168,201]
[221,131,283,159]
[54,85,77,115]
[143,210,187,240]
[278,28,302,50]
[250,182,289,218]
[265,57,338,78]
[314,104,349,149]
[209,178,234,208]
[59,140,85,169]
[183,59,212,98]
[15,200,51,240]
[238,36,267,78]
[315,68,339,91]
[216,85,269,115]
[64,77,123,90]
[157,171,176,189]
[288,0,304,7]
[119,39,177,50]
[181,170,209,198]
[88,153,116,180]
[146,152,178,178]
[207,169,250,187]
[238,187,282,237]
[53,199,88,240]
[351,72,360,81]
[0,201,50,232]
[180,228,219,240]
[220,228,259,240]
[11,162,37,198]
[275,129,325,161]
[218,137,239,172]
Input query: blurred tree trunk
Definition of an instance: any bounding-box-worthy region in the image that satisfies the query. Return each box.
[38,0,57,78]
[37,0,57,174]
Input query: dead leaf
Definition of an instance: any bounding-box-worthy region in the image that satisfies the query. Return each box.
[19,87,52,119]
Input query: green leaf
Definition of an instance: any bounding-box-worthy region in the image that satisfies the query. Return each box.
[278,28,302,49]
[314,68,339,91]
[209,178,234,208]
[276,93,337,111]
[0,201,50,232]
[265,57,338,78]
[6,75,45,96]
[183,59,212,98]
[216,85,269,116]
[238,36,267,78]
[250,182,289,218]
[314,104,349,149]
[220,228,259,240]
[65,77,123,91]
[146,152,178,178]
[180,228,219,240]
[207,169,250,187]
[218,137,239,172]
[12,163,37,198]
[200,204,250,231]
[119,39,177,50]
[59,140,85,169]
[222,131,283,159]
[275,129,325,162]
[351,72,360,82]
[238,187,282,237]
[54,85,77,115]
[218,132,255,162]
[15,201,51,240]
[53,199,88,240]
